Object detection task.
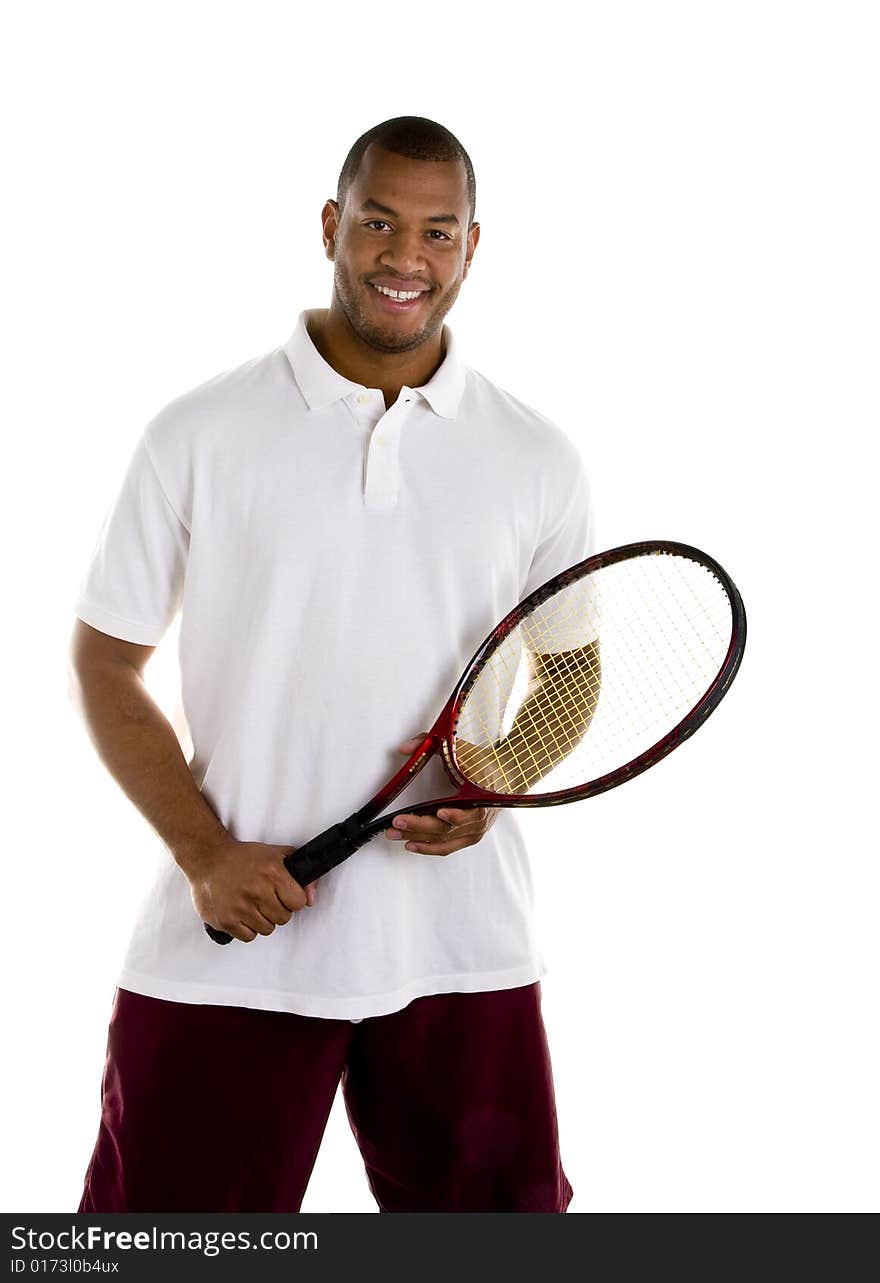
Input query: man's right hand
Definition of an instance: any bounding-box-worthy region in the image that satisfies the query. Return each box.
[183,838,317,944]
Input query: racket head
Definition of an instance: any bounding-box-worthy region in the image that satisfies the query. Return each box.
[443,540,746,806]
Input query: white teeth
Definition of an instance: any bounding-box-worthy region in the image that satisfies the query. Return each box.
[371,283,423,300]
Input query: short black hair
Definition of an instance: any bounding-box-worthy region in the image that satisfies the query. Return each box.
[336,116,476,228]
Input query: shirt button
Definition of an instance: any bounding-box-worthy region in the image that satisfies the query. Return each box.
[374,436,386,446]
[357,392,370,405]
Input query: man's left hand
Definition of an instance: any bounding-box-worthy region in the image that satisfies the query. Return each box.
[384,734,500,856]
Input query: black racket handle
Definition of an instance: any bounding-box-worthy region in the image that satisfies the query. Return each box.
[203,815,371,946]
[204,923,235,946]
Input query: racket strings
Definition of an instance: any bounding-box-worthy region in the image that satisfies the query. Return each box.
[455,615,602,792]
[452,552,733,797]
[456,662,598,792]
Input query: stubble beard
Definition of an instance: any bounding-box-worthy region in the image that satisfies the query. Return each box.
[333,259,461,355]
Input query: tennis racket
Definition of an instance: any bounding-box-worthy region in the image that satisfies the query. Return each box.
[205,540,746,945]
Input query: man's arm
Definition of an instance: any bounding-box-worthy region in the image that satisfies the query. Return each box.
[68,619,311,942]
[456,640,601,794]
[69,619,228,863]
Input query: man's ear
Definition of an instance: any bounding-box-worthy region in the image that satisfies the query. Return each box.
[321,199,340,261]
[462,221,481,280]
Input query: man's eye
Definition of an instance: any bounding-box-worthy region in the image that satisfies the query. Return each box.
[363,221,450,241]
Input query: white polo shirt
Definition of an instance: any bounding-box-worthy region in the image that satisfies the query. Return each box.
[74,308,595,1019]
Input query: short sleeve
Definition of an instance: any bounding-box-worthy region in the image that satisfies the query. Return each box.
[520,448,596,601]
[73,432,190,646]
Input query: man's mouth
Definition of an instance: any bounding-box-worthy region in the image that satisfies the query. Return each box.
[367,281,431,312]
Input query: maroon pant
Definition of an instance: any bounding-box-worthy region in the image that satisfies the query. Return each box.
[78,983,572,1213]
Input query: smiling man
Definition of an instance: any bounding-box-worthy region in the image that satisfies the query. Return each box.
[71,117,595,1213]
[310,142,476,408]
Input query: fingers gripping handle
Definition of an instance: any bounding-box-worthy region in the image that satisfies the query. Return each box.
[202,816,370,946]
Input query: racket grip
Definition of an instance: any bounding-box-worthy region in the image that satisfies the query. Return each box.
[283,817,369,886]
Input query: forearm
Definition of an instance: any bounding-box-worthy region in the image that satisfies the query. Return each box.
[69,659,228,876]
[506,645,600,781]
[457,643,601,794]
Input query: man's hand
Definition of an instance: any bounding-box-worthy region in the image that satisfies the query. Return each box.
[182,838,318,944]
[384,734,500,856]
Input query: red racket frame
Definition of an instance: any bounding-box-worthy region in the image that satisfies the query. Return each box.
[205,539,746,944]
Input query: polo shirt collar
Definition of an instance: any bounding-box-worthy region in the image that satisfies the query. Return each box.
[283,308,466,420]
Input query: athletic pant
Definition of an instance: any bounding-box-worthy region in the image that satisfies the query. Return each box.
[77,982,573,1213]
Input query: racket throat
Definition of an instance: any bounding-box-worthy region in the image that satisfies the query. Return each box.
[283,729,445,887]
[357,728,444,825]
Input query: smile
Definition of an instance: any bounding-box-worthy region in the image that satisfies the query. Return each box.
[372,283,424,300]
[368,282,430,312]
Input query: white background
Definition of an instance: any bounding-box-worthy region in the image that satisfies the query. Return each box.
[2,1,877,1213]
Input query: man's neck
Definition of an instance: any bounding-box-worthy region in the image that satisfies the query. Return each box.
[308,306,445,411]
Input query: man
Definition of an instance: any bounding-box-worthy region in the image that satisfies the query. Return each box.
[70,116,594,1213]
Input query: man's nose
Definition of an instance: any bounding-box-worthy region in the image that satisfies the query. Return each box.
[381,230,429,273]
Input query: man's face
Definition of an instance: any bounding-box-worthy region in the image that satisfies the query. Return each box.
[323,144,479,354]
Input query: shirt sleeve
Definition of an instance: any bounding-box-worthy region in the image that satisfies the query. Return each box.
[73,431,190,646]
[520,447,596,602]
